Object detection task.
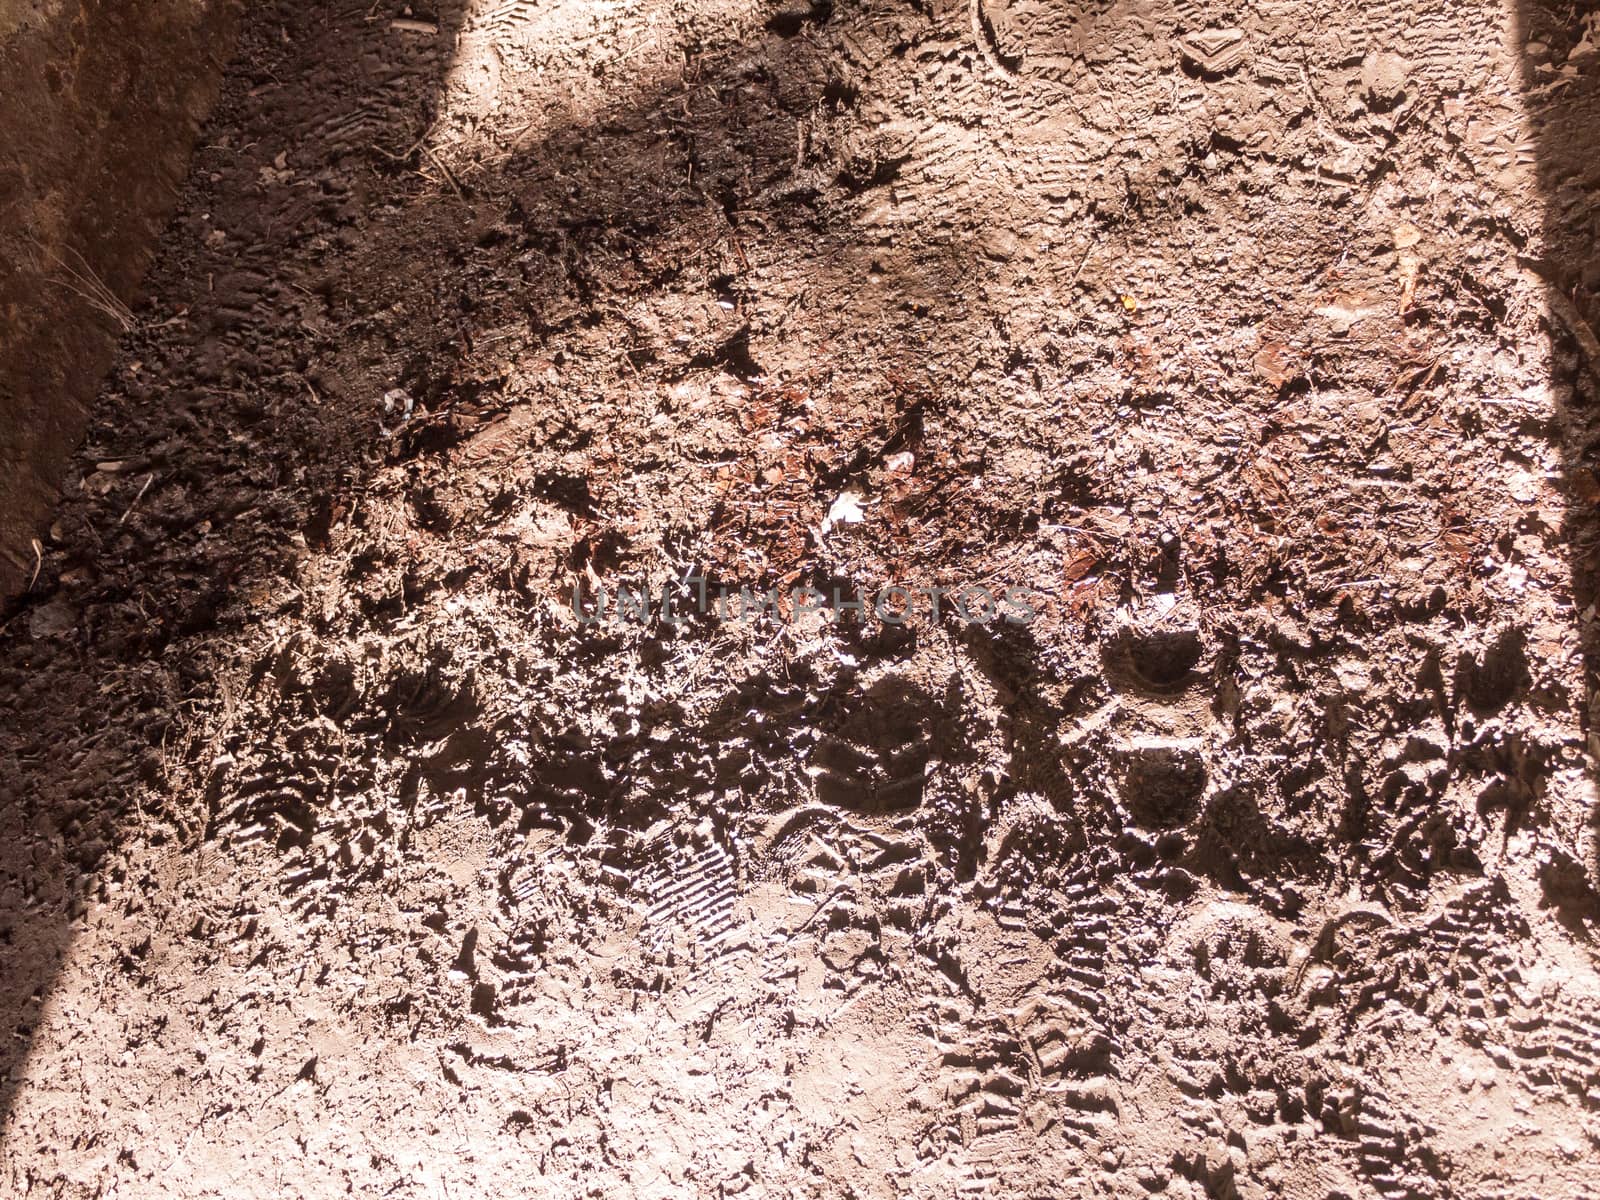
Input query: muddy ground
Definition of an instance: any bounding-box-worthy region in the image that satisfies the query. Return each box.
[4,0,1600,1196]
[0,0,239,597]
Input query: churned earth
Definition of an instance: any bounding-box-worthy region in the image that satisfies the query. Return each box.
[4,0,1600,1196]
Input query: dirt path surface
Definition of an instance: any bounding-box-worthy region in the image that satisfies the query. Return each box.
[0,0,239,596]
[5,0,1600,1196]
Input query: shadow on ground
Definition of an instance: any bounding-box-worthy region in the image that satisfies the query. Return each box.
[1516,0,1600,925]
[0,0,981,1136]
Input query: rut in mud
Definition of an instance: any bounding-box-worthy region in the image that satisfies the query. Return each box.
[4,0,1600,1196]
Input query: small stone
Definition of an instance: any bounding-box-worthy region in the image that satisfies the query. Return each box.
[27,599,76,640]
[1362,51,1410,108]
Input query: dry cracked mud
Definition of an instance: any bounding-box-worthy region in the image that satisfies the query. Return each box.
[5,0,1600,1196]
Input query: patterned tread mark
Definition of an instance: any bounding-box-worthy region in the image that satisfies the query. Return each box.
[467,0,541,36]
[639,832,742,955]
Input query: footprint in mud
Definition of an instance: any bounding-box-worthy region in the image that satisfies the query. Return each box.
[467,0,540,35]
[636,822,742,955]
[1098,623,1215,831]
[1099,626,1206,696]
[925,861,1123,1177]
[1454,626,1529,714]
[757,805,860,891]
[1114,736,1207,828]
[375,660,482,747]
[806,673,947,812]
[973,0,1251,87]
